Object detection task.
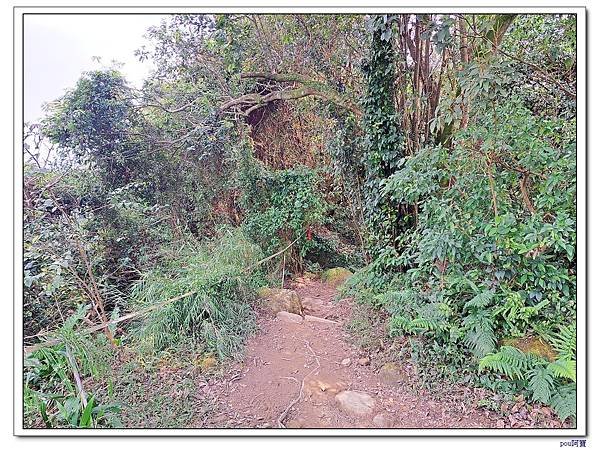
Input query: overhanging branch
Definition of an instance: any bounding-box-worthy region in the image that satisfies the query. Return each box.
[219,72,361,117]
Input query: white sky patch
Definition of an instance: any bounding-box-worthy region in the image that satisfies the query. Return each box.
[24,14,169,123]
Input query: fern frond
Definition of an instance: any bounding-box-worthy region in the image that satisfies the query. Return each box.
[410,317,446,333]
[464,290,494,311]
[390,309,450,336]
[465,328,497,358]
[527,365,554,404]
[547,358,576,382]
[478,346,529,380]
[521,299,550,317]
[448,325,464,343]
[550,383,576,422]
[463,309,497,357]
[436,301,453,318]
[390,315,413,336]
[549,324,576,361]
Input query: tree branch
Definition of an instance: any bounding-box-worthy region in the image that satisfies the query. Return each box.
[220,72,362,117]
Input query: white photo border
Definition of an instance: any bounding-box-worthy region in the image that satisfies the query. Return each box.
[13,4,587,437]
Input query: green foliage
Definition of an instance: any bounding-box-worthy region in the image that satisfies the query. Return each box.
[462,308,497,358]
[24,169,85,335]
[549,323,576,361]
[23,165,174,337]
[24,306,120,428]
[131,228,263,357]
[354,96,576,421]
[362,15,408,257]
[240,150,327,259]
[502,14,576,119]
[547,359,576,382]
[479,346,530,380]
[550,383,576,422]
[464,290,494,310]
[43,70,146,188]
[478,340,576,421]
[23,13,578,429]
[528,365,554,404]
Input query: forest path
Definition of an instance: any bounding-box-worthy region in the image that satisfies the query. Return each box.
[201,276,496,429]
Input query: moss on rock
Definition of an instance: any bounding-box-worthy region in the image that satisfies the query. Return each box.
[257,288,304,316]
[257,286,274,298]
[321,267,353,287]
[501,336,557,361]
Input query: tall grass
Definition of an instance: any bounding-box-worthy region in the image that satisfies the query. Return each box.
[130,227,265,358]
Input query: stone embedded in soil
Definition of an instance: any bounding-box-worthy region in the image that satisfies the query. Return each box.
[304,314,338,324]
[286,419,306,428]
[379,362,405,385]
[304,377,344,397]
[300,298,318,311]
[372,413,394,428]
[258,288,304,315]
[276,311,303,323]
[357,357,370,366]
[501,336,557,361]
[335,390,376,416]
[341,358,352,367]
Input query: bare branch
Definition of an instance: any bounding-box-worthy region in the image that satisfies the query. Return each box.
[220,73,361,117]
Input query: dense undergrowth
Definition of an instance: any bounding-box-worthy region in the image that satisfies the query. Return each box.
[130,229,264,356]
[23,13,577,428]
[340,16,576,424]
[24,230,264,427]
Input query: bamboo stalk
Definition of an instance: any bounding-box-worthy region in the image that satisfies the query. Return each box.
[65,344,88,408]
[24,237,302,355]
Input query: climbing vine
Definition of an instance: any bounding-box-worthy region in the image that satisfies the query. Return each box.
[361,16,410,264]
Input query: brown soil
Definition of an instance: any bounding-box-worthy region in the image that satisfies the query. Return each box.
[196,277,560,429]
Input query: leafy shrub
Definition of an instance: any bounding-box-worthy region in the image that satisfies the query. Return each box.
[23,165,174,337]
[130,228,264,357]
[353,98,576,421]
[239,152,327,264]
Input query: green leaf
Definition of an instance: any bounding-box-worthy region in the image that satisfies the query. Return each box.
[550,383,576,421]
[549,324,576,360]
[547,359,576,381]
[527,365,554,403]
[79,396,95,428]
[39,400,51,428]
[464,290,494,311]
[479,346,528,380]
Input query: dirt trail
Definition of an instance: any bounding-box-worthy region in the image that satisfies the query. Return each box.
[201,277,497,429]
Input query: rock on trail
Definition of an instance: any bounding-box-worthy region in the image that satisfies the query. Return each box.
[258,287,303,316]
[335,391,376,416]
[276,311,303,324]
